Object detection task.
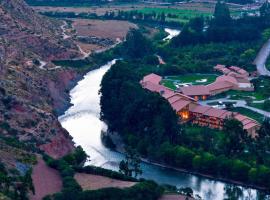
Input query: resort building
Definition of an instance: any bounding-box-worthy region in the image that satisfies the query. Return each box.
[140,72,260,136]
[177,65,254,100]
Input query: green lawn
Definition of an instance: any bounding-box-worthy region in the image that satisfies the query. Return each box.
[228,107,265,123]
[161,74,217,90]
[227,90,266,101]
[134,7,212,23]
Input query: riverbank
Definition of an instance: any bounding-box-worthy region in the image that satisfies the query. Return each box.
[106,131,269,192]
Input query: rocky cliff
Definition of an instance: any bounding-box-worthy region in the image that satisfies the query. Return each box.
[0,0,81,159]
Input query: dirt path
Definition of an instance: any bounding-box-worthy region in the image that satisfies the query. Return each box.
[74,173,136,191]
[254,38,270,76]
[30,157,62,200]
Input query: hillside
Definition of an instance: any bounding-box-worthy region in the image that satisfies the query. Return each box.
[0,0,82,162]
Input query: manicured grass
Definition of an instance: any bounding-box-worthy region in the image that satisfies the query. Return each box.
[227,90,266,101]
[134,7,211,23]
[228,107,265,123]
[161,74,217,90]
[248,102,270,112]
[248,102,264,110]
[161,80,177,90]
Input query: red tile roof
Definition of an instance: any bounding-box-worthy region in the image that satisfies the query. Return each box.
[171,99,191,112]
[206,81,234,92]
[167,95,183,104]
[244,122,259,130]
[219,111,233,119]
[142,73,162,85]
[180,85,210,96]
[204,108,228,118]
[216,75,238,85]
[190,105,212,114]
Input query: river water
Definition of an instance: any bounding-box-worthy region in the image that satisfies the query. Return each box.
[58,30,263,200]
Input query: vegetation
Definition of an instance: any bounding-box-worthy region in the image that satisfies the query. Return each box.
[43,148,163,200]
[42,9,183,28]
[99,1,270,189]
[161,74,217,90]
[26,0,254,6]
[119,148,142,178]
[52,51,116,70]
[0,136,36,199]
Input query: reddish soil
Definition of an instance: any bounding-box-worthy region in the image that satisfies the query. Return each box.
[159,194,194,200]
[74,173,136,191]
[30,157,62,200]
[72,19,137,41]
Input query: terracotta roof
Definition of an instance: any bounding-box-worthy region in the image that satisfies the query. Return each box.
[216,75,238,85]
[244,122,259,130]
[214,64,226,70]
[142,81,172,97]
[229,66,249,76]
[162,90,176,99]
[190,105,212,114]
[206,81,233,92]
[171,99,191,112]
[219,111,233,119]
[229,66,242,72]
[234,114,248,121]
[180,85,210,96]
[241,118,254,125]
[204,108,227,118]
[142,73,162,85]
[167,95,183,104]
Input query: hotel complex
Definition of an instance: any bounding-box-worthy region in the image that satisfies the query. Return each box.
[140,65,260,136]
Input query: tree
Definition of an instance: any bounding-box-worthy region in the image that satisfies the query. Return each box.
[224,185,243,200]
[223,118,250,155]
[119,148,142,178]
[122,29,153,58]
[213,1,232,26]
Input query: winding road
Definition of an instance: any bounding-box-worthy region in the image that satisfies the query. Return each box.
[254,38,270,76]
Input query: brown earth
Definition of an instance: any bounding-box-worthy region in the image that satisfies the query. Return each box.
[74,173,136,191]
[73,19,137,41]
[30,157,62,200]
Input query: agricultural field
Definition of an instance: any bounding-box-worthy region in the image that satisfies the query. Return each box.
[161,74,217,90]
[73,19,137,40]
[74,173,136,191]
[132,7,212,23]
[33,2,245,23]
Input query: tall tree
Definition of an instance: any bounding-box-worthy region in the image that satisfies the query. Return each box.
[122,28,153,58]
[213,1,232,26]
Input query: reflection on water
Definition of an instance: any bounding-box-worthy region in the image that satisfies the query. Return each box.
[59,60,263,200]
[163,28,181,41]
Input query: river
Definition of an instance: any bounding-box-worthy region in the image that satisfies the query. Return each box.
[58,30,263,200]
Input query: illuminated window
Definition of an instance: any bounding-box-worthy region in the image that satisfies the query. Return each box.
[180,110,189,120]
[202,95,207,100]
